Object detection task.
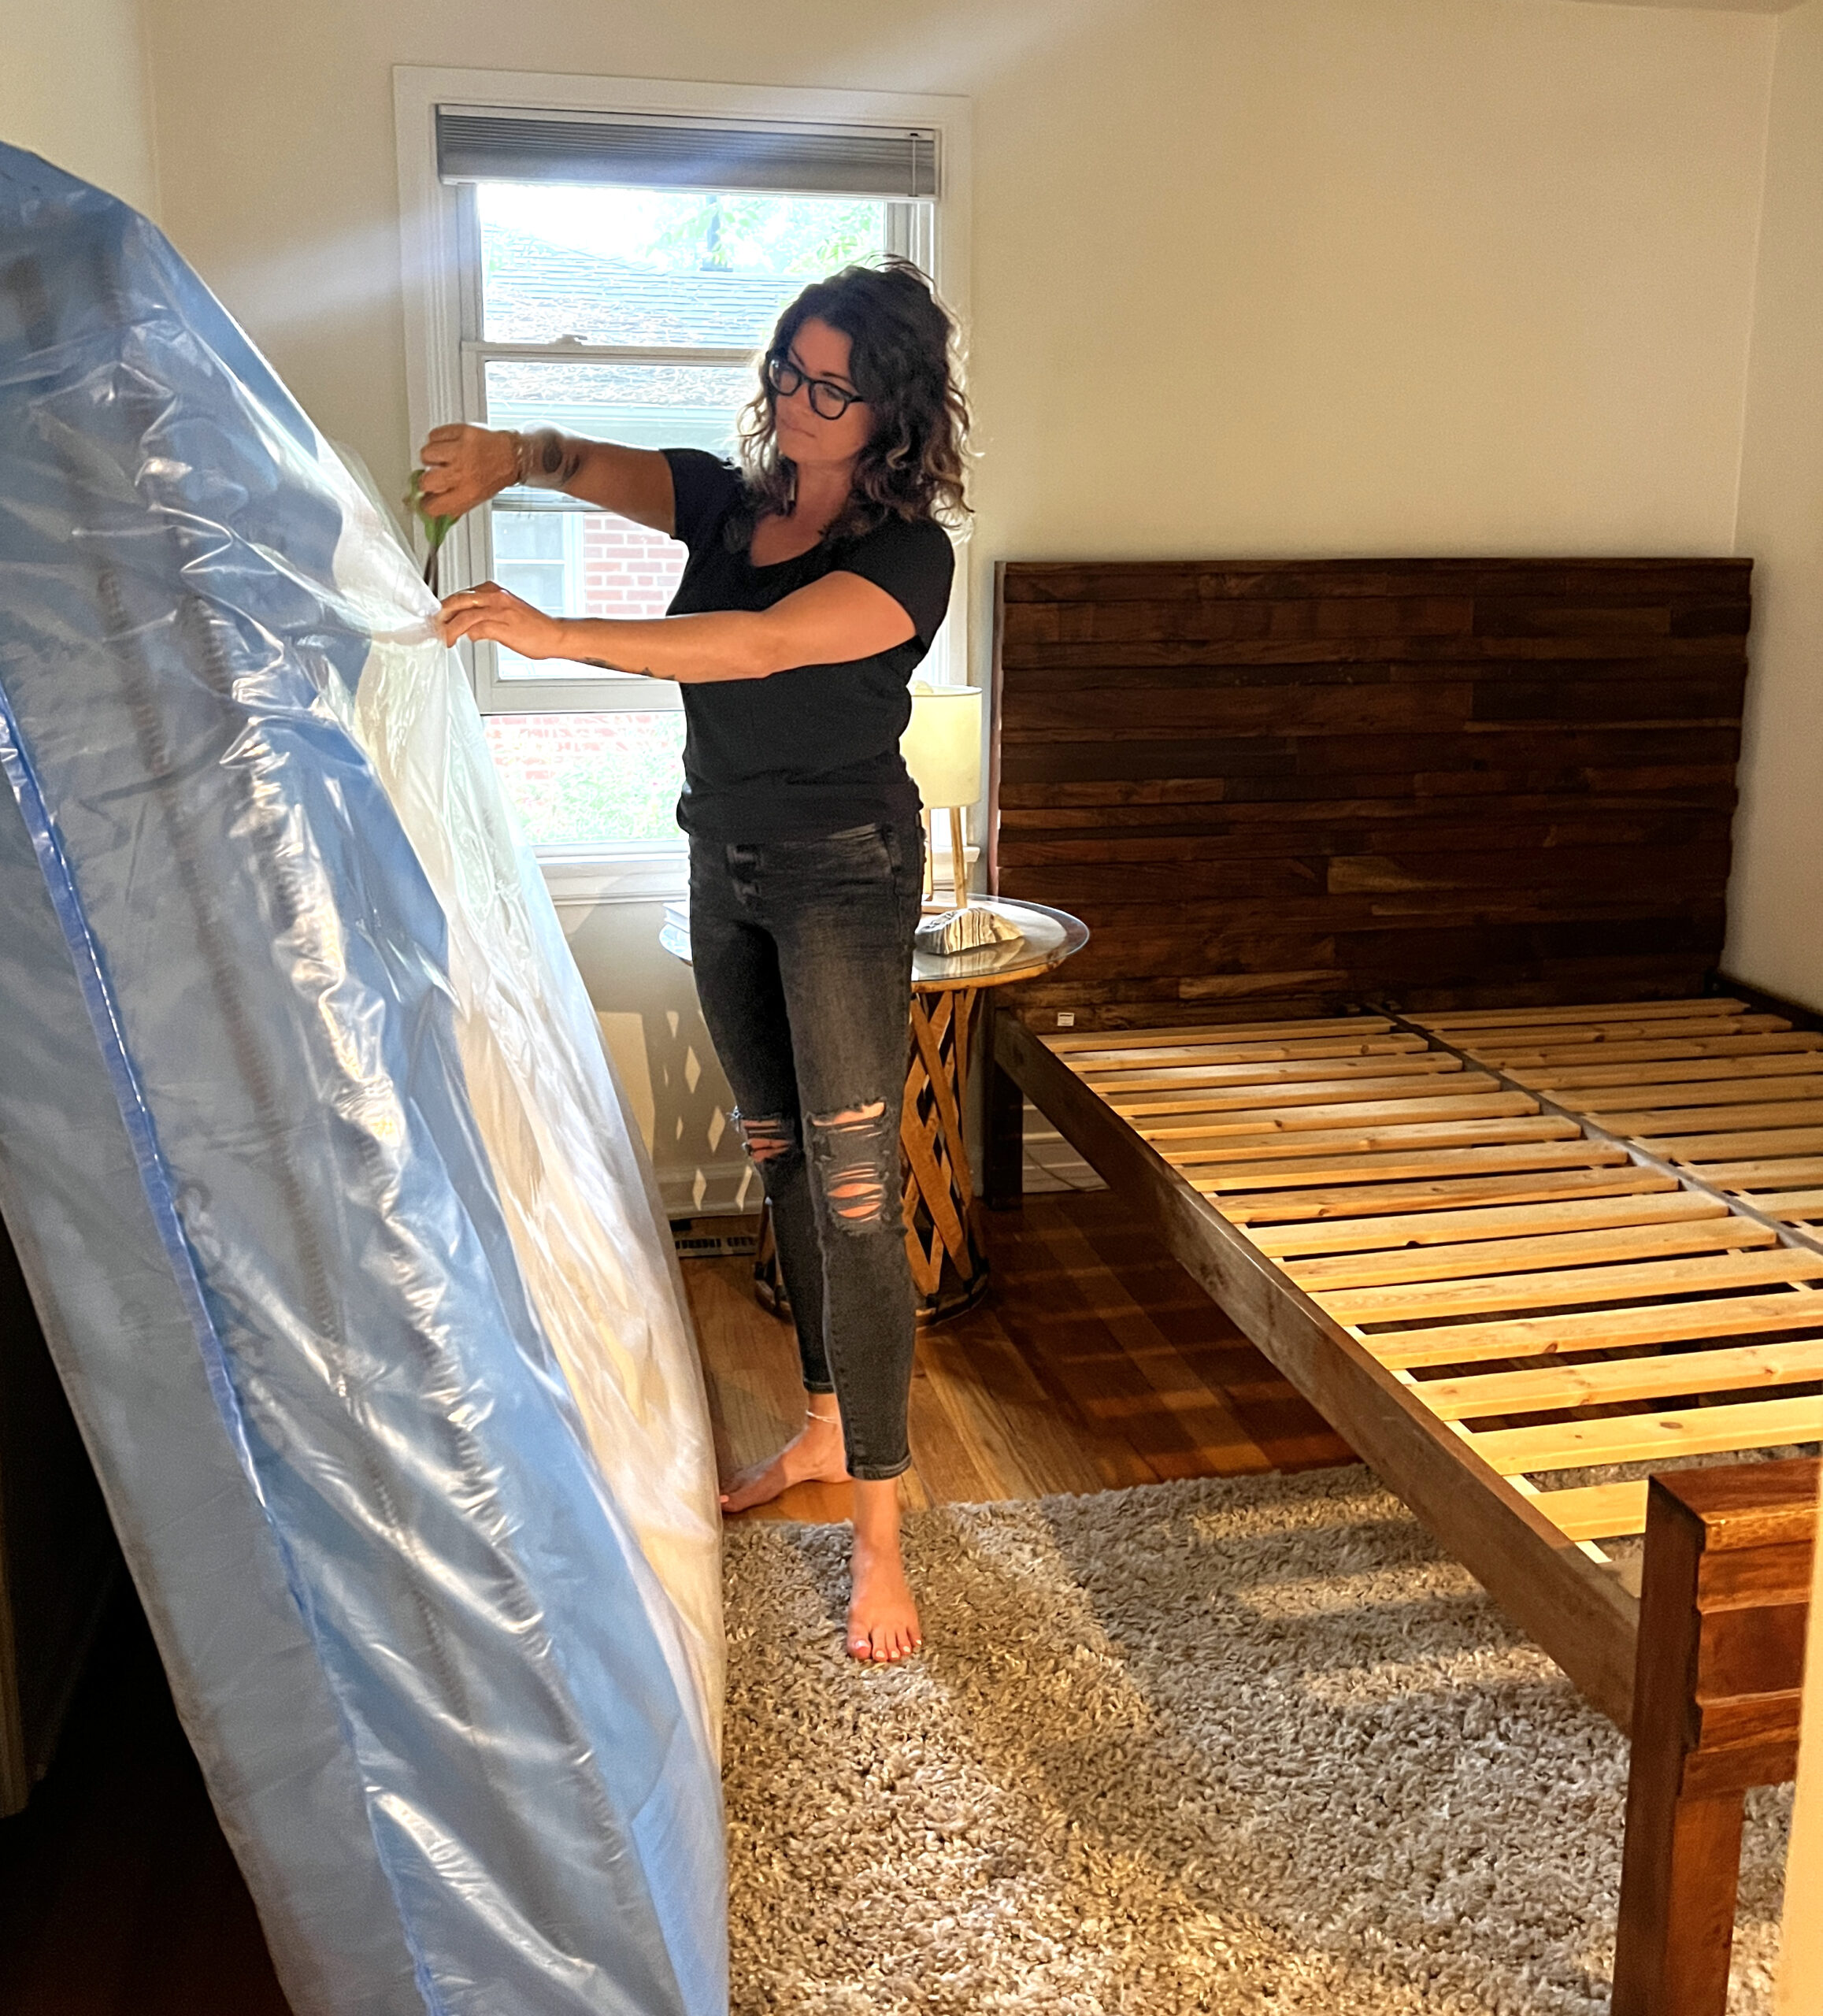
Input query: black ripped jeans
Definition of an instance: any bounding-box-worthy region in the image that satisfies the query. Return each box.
[687,822,922,1482]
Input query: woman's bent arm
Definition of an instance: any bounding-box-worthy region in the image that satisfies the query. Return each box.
[438,572,916,683]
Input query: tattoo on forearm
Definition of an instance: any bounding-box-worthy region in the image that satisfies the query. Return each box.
[518,427,585,490]
[584,658,668,680]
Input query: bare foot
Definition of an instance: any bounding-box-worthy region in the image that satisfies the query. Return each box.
[847,1480,922,1663]
[720,1405,849,1514]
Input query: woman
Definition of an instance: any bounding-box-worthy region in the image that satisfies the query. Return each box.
[424,258,969,1666]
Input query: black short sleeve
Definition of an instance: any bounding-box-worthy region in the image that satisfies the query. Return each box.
[832,515,955,645]
[661,449,744,553]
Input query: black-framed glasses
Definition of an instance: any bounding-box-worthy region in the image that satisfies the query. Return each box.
[765,353,865,421]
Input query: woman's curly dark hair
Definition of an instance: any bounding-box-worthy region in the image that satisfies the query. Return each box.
[736,258,971,543]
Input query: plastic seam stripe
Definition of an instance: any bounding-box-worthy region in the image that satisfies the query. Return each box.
[0,689,449,2016]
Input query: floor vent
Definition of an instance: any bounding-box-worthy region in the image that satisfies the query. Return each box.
[669,1225,760,1261]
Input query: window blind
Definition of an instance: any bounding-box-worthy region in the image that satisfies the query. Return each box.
[436,109,938,198]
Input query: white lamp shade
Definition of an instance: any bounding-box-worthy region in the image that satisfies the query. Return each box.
[899,683,983,807]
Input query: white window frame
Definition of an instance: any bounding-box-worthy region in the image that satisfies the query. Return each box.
[394,65,973,884]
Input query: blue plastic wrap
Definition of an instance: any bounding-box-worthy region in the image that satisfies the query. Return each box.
[0,146,725,2014]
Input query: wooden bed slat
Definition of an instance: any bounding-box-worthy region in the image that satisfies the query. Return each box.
[1069,1042,1428,1078]
[1067,1040,1432,1074]
[1251,1186,1703,1256]
[1110,1071,1494,1115]
[1599,1097,1823,1136]
[1193,1141,1631,1195]
[1480,1032,1822,1070]
[1372,1288,1823,1371]
[1169,1115,1580,1167]
[1328,1247,1823,1324]
[1558,1076,1823,1114]
[1528,1048,1823,1091]
[1219,1164,1672,1227]
[1284,1214,1764,1292]
[1644,1125,1823,1162]
[1693,1156,1823,1190]
[1450,1015,1792,1057]
[1418,999,1747,1031]
[1138,1092,1543,1143]
[1421,1336,1823,1421]
[1749,1189,1823,1222]
[1468,1393,1823,1475]
[1087,1055,1463,1094]
[1047,1017,1392,1054]
[1531,1480,1651,1542]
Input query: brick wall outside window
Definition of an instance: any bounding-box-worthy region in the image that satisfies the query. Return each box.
[480,512,691,843]
[577,513,687,620]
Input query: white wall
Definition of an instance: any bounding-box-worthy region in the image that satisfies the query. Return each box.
[0,0,161,217]
[1726,0,1823,1011]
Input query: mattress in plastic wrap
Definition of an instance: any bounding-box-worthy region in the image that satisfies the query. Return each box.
[0,143,725,2016]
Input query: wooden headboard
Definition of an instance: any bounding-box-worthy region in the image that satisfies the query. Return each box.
[990,558,1749,1032]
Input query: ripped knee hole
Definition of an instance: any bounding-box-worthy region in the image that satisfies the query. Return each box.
[733,1112,798,1166]
[809,1102,894,1228]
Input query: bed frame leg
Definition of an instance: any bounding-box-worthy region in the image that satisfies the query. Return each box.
[1612,1771,1745,2016]
[1611,1464,1816,2016]
[1612,1472,1745,2016]
[983,1005,1024,1210]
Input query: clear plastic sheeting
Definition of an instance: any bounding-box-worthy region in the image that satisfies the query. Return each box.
[0,146,725,2015]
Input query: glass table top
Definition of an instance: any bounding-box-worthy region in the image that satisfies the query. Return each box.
[659,896,1088,993]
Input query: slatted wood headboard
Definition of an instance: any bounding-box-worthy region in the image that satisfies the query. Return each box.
[989,558,1750,1032]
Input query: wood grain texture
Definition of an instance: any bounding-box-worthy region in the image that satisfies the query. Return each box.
[990,558,1748,1032]
[0,1593,291,2016]
[1371,1289,1823,1371]
[1287,1214,1769,1293]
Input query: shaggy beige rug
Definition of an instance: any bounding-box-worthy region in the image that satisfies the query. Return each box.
[721,1468,1789,2014]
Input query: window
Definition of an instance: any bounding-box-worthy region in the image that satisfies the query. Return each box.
[397,71,970,869]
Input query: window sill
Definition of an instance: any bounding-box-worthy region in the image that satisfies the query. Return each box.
[536,844,687,907]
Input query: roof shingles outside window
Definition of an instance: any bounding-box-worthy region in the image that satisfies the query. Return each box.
[484,226,800,350]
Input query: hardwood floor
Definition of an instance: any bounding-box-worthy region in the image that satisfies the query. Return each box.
[0,1586,290,2016]
[0,1188,1351,2011]
[691,1188,1354,1525]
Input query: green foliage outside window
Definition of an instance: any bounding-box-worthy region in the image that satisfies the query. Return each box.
[484,713,687,848]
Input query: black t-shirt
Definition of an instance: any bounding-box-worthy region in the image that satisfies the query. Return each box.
[660,448,955,839]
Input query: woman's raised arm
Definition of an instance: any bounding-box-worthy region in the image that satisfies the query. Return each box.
[414,424,676,534]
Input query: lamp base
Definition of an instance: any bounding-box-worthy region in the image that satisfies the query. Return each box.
[921,803,972,912]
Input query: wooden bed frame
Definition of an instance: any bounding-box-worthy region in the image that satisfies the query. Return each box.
[984,558,1817,2008]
